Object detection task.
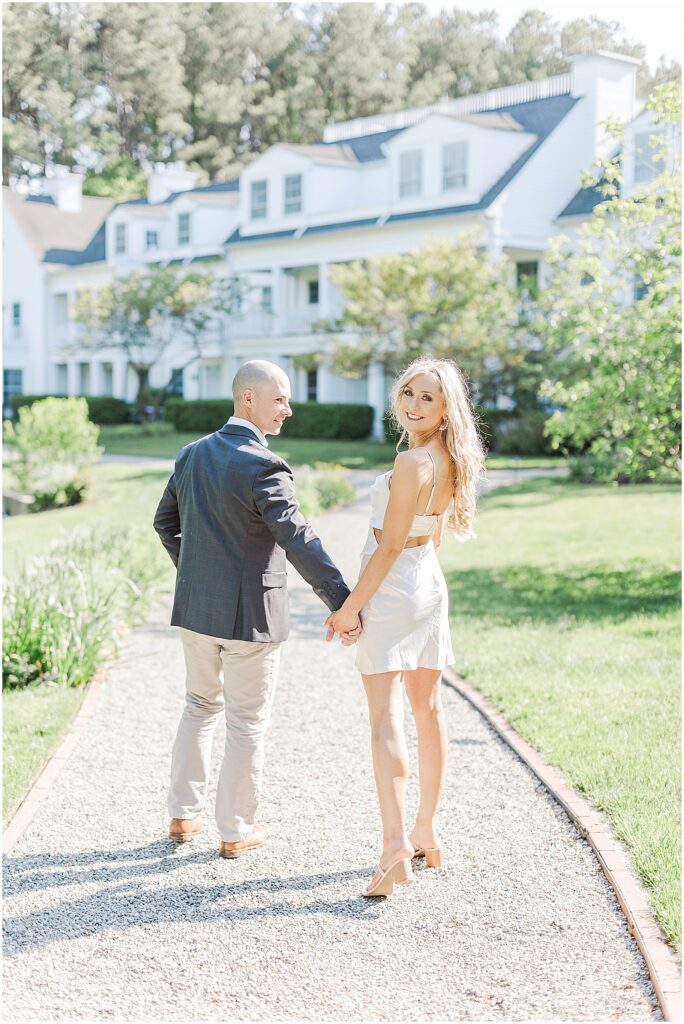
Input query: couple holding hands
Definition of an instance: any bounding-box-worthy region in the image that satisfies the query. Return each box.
[154,355,484,897]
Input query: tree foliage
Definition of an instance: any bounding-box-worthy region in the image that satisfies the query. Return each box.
[3,2,679,187]
[539,82,681,482]
[323,236,518,399]
[75,265,234,416]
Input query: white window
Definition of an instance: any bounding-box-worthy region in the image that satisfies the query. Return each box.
[78,362,91,395]
[284,174,302,214]
[177,212,191,246]
[101,362,113,395]
[146,230,159,250]
[251,180,268,219]
[3,368,23,419]
[399,150,422,198]
[306,369,318,402]
[55,363,68,393]
[260,286,273,313]
[308,280,319,305]
[443,141,468,190]
[54,293,69,325]
[634,131,664,184]
[115,223,126,254]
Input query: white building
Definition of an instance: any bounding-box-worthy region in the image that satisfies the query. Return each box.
[4,51,658,432]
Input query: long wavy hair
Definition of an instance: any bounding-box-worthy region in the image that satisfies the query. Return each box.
[388,357,486,540]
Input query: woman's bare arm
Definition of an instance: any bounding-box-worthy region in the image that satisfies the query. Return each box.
[325,450,432,634]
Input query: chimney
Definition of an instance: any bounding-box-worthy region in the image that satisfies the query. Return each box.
[42,165,83,212]
[569,51,641,161]
[147,161,198,204]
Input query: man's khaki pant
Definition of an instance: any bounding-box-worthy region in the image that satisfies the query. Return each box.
[167,627,281,842]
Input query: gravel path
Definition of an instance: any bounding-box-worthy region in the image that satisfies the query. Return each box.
[3,478,658,1021]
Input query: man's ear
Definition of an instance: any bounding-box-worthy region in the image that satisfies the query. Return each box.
[243,389,253,408]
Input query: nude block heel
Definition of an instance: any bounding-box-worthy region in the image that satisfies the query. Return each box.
[424,847,443,868]
[413,846,443,868]
[363,857,414,897]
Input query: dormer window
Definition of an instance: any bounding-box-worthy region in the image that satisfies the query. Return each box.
[251,180,268,219]
[443,141,468,190]
[634,131,664,184]
[115,223,126,255]
[399,150,422,198]
[284,174,302,215]
[146,230,159,251]
[177,212,191,246]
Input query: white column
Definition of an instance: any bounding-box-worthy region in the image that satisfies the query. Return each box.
[66,361,78,396]
[113,360,128,401]
[317,361,334,403]
[484,208,504,262]
[367,359,386,440]
[318,261,329,317]
[271,267,285,337]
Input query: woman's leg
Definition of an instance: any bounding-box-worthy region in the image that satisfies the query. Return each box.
[403,668,447,850]
[362,671,414,866]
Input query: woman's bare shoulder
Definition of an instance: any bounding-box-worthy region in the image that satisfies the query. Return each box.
[392,447,434,480]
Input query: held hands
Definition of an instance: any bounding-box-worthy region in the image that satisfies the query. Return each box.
[324,602,363,646]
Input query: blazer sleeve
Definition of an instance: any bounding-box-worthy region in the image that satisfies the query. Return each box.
[153,472,181,567]
[252,460,350,613]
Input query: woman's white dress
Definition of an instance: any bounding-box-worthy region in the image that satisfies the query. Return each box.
[354,456,454,675]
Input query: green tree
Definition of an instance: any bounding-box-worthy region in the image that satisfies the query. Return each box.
[75,265,234,418]
[2,2,96,183]
[539,83,681,482]
[322,235,518,400]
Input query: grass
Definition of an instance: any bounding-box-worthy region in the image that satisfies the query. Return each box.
[98,422,563,471]
[441,477,681,951]
[3,685,88,822]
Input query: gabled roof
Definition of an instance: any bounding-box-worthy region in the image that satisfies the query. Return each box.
[226,93,578,245]
[3,187,115,266]
[278,143,358,165]
[557,149,621,219]
[116,179,240,209]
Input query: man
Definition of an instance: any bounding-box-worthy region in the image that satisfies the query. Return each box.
[154,360,359,859]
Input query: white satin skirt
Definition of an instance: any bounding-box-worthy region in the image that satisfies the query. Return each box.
[354,526,455,676]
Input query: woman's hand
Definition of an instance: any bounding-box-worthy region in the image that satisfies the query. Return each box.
[325,602,361,639]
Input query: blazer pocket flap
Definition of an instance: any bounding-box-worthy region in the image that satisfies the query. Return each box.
[262,571,287,588]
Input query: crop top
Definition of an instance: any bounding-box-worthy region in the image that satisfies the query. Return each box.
[369,450,441,538]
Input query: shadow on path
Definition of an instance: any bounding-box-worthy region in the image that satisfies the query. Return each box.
[4,845,379,956]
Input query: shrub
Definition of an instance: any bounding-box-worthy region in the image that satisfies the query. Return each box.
[165,398,233,432]
[2,527,169,690]
[12,394,130,425]
[293,463,356,518]
[165,399,374,439]
[3,397,103,511]
[282,403,374,440]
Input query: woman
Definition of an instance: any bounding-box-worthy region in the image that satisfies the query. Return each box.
[326,357,485,897]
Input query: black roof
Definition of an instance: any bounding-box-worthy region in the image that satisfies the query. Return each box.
[227,93,579,245]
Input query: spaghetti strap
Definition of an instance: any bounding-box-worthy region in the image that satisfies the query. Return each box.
[422,451,437,515]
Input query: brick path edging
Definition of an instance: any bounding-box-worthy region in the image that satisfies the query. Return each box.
[2,667,108,856]
[443,668,682,1022]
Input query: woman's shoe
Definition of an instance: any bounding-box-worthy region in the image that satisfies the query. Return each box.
[412,846,443,868]
[363,857,414,897]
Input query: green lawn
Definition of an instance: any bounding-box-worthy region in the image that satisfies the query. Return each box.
[441,478,681,951]
[3,685,88,822]
[98,423,563,471]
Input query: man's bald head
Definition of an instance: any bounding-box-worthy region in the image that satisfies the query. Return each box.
[232,360,292,436]
[232,360,288,407]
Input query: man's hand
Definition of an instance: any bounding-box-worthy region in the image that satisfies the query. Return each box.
[325,611,362,645]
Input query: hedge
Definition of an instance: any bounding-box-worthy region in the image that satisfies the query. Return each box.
[165,399,374,439]
[165,399,234,432]
[11,394,130,425]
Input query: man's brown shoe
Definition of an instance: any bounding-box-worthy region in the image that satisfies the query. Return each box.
[168,817,203,843]
[219,824,266,859]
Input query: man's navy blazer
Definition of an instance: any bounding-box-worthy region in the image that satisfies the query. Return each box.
[153,422,350,642]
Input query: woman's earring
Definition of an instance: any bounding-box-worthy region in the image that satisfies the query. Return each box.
[441,417,449,431]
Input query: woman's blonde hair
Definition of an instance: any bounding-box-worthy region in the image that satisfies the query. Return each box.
[389,356,486,539]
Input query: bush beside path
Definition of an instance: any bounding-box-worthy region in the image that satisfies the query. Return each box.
[2,482,660,1021]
